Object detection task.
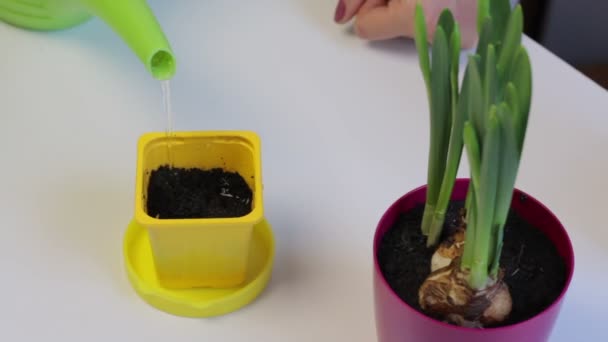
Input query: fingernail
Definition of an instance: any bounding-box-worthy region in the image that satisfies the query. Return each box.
[334,0,346,22]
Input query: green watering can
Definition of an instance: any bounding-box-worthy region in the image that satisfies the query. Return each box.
[0,0,176,80]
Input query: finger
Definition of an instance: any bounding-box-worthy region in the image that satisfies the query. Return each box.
[417,0,478,48]
[334,0,365,24]
[359,0,387,14]
[449,0,478,49]
[354,0,479,48]
[354,0,414,40]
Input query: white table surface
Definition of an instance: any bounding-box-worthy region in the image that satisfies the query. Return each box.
[1,1,607,341]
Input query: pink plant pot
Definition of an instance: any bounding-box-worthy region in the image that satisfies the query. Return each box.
[373,179,575,342]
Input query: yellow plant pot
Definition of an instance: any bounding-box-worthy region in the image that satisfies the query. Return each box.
[134,131,264,289]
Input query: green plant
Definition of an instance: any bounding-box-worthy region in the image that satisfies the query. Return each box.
[461,0,531,291]
[415,0,532,327]
[415,5,464,248]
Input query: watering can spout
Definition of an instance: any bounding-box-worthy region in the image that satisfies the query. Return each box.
[0,0,176,80]
[83,0,176,80]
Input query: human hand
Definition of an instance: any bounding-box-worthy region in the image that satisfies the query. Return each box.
[334,0,479,49]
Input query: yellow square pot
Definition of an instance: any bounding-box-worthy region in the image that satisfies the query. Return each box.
[134,131,264,289]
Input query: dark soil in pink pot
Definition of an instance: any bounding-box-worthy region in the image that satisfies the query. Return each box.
[373,179,574,342]
[378,200,567,326]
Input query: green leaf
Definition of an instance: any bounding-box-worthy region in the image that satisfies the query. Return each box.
[464,177,474,217]
[498,5,523,76]
[422,26,451,235]
[490,103,520,275]
[475,17,493,74]
[507,46,532,153]
[483,44,498,116]
[463,122,481,191]
[429,25,451,173]
[438,9,456,41]
[489,0,512,47]
[471,54,482,77]
[477,0,490,35]
[460,185,477,270]
[505,83,519,127]
[466,56,485,139]
[470,110,501,289]
[450,24,461,101]
[509,47,532,153]
[426,28,465,246]
[414,4,431,93]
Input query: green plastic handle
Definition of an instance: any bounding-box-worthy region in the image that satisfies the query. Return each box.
[0,0,176,80]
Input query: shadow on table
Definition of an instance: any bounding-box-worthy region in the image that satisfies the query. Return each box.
[367,37,418,57]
